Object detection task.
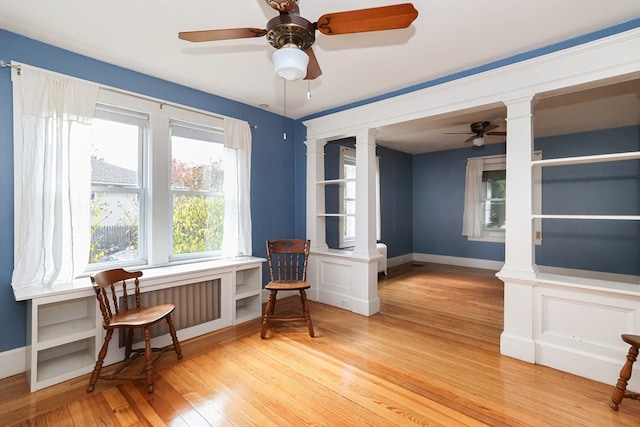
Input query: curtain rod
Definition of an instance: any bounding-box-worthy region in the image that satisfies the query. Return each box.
[2,59,257,129]
[0,60,21,74]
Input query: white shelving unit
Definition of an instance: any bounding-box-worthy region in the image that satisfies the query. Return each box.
[233,266,262,324]
[26,292,101,392]
[19,257,264,392]
[532,150,640,284]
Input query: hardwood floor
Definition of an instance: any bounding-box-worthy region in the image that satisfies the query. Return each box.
[2,262,639,426]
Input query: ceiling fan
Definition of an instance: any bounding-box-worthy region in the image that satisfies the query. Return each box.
[446,121,507,147]
[178,0,418,81]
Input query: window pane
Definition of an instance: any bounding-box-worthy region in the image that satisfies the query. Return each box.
[172,194,224,255]
[171,136,224,192]
[90,192,140,263]
[91,119,140,186]
[90,115,143,266]
[483,200,506,231]
[482,170,506,199]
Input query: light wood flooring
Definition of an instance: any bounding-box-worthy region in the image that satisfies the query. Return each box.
[1,262,639,426]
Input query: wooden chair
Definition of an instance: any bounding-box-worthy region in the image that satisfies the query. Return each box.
[610,334,640,410]
[87,268,182,393]
[261,239,314,339]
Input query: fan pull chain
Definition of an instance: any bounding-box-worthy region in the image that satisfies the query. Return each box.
[307,80,311,99]
[283,79,287,140]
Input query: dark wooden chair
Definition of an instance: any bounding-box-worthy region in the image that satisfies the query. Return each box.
[87,268,182,393]
[610,334,640,410]
[261,239,314,339]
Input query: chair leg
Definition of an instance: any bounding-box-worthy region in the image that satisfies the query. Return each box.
[143,327,155,393]
[166,314,183,359]
[300,289,314,338]
[87,329,113,392]
[261,290,277,339]
[125,328,133,359]
[610,344,639,410]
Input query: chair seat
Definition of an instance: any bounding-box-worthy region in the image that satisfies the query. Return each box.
[108,304,175,328]
[265,280,310,291]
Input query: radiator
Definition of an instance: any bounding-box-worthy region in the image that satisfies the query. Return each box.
[119,278,221,347]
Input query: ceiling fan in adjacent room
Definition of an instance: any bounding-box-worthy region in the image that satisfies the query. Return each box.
[178,0,418,81]
[446,121,507,147]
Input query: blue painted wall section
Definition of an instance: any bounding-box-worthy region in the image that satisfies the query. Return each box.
[0,30,298,351]
[535,126,640,275]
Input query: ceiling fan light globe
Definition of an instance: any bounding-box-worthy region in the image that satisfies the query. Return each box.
[273,46,308,81]
[473,136,485,147]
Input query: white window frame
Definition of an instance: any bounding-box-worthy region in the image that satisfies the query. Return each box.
[339,147,357,248]
[463,151,542,244]
[88,89,226,270]
[338,146,381,248]
[89,104,147,268]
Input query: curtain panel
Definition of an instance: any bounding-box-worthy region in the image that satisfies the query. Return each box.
[11,65,98,289]
[222,117,252,257]
[462,157,483,238]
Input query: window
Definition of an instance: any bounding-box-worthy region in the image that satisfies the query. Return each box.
[339,147,357,247]
[463,152,541,243]
[12,65,252,288]
[338,147,381,248]
[90,105,146,265]
[85,89,251,271]
[170,121,225,259]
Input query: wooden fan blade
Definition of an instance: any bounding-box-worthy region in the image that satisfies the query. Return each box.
[465,135,477,143]
[304,47,322,80]
[316,3,418,36]
[264,0,296,12]
[481,124,499,132]
[486,131,507,136]
[179,28,267,42]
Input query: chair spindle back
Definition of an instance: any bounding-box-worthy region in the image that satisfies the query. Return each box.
[91,268,144,325]
[267,239,310,282]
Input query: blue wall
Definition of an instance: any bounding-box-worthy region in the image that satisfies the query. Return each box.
[413,143,507,261]
[411,127,640,276]
[0,30,303,352]
[535,126,640,274]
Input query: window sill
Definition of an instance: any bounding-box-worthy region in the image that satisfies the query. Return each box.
[12,256,265,302]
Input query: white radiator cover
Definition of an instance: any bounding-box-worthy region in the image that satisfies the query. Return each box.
[103,268,234,366]
[119,279,222,347]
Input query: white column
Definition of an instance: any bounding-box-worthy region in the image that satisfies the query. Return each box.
[353,128,378,257]
[306,136,328,252]
[498,95,537,363]
[350,128,380,316]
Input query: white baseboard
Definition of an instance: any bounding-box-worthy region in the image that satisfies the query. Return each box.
[413,253,504,271]
[0,346,26,379]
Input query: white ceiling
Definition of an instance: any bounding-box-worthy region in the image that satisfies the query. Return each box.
[1,0,639,153]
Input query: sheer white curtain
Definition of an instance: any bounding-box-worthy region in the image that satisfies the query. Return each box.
[221,118,252,257]
[12,66,98,289]
[462,157,483,238]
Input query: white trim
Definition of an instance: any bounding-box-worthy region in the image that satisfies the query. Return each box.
[0,346,26,379]
[413,253,504,271]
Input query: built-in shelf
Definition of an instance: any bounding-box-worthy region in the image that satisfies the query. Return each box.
[532,151,640,167]
[532,214,640,220]
[233,266,262,325]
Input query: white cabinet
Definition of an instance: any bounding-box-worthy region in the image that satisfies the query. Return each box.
[233,266,263,324]
[26,292,102,392]
[18,257,265,392]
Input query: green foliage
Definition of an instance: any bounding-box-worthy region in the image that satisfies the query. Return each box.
[172,194,224,254]
[171,157,225,255]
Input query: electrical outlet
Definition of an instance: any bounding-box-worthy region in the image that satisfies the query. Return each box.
[340,298,350,308]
